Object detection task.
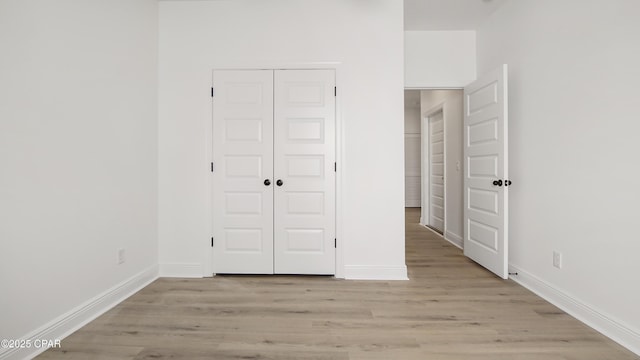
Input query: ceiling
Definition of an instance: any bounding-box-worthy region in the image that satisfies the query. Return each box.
[404,0,507,31]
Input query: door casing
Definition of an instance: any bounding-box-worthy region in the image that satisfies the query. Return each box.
[420,102,448,235]
[427,109,445,233]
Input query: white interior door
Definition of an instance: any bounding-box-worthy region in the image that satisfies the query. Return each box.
[273,69,336,275]
[463,64,509,279]
[429,110,445,233]
[212,70,274,274]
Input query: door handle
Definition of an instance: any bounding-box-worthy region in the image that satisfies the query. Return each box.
[276,179,284,187]
[263,179,271,186]
[505,180,512,187]
[492,179,503,187]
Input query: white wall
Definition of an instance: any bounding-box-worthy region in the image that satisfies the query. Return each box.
[477,0,640,354]
[405,31,476,88]
[0,0,158,355]
[158,0,407,279]
[420,90,464,247]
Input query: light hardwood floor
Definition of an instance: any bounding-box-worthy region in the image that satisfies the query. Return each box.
[39,208,638,359]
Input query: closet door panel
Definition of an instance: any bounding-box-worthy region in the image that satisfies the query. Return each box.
[273,70,336,275]
[212,70,274,274]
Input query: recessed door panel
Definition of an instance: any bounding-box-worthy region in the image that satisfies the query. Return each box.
[225,192,263,215]
[467,220,498,252]
[286,155,325,178]
[286,192,324,215]
[225,118,263,143]
[224,229,263,252]
[468,189,498,215]
[468,118,498,146]
[285,229,325,253]
[224,156,262,178]
[467,82,498,115]
[287,118,324,143]
[468,155,498,178]
[274,69,336,275]
[226,83,264,104]
[285,82,325,106]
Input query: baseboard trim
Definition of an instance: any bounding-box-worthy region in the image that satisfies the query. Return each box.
[344,265,408,280]
[159,262,203,278]
[0,265,158,360]
[444,231,463,249]
[509,264,640,356]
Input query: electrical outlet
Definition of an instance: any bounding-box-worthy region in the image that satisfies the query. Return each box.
[118,248,125,265]
[553,251,562,269]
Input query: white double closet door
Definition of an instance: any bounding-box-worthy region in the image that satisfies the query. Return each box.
[212,69,336,275]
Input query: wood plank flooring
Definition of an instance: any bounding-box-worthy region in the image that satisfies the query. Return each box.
[38,208,638,359]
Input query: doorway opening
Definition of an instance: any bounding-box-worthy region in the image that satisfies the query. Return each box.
[403,89,464,249]
[404,65,509,279]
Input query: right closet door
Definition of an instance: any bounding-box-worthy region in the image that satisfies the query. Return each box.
[212,69,336,275]
[273,70,336,275]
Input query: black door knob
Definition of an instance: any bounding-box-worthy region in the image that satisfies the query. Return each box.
[492,179,503,186]
[505,180,512,187]
[276,179,283,186]
[263,179,271,186]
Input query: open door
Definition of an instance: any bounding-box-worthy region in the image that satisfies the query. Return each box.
[463,65,509,279]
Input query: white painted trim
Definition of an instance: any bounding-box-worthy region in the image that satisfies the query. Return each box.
[422,104,446,234]
[204,70,214,278]
[0,266,158,360]
[405,87,464,90]
[344,265,408,280]
[421,223,443,237]
[334,65,345,279]
[509,265,640,356]
[208,64,344,278]
[424,101,447,120]
[159,263,204,278]
[444,230,463,249]
[420,112,429,229]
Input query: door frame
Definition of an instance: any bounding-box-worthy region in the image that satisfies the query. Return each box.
[206,63,344,278]
[422,103,447,234]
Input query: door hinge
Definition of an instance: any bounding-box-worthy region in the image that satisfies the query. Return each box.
[211,237,214,247]
[334,238,337,248]
[211,162,214,172]
[334,86,337,97]
[334,162,337,172]
[211,87,214,97]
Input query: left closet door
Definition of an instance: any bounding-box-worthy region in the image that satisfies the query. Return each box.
[212,70,274,274]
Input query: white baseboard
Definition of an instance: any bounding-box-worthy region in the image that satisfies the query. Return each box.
[509,265,640,356]
[444,231,463,249]
[344,265,408,280]
[159,262,203,278]
[0,265,158,360]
